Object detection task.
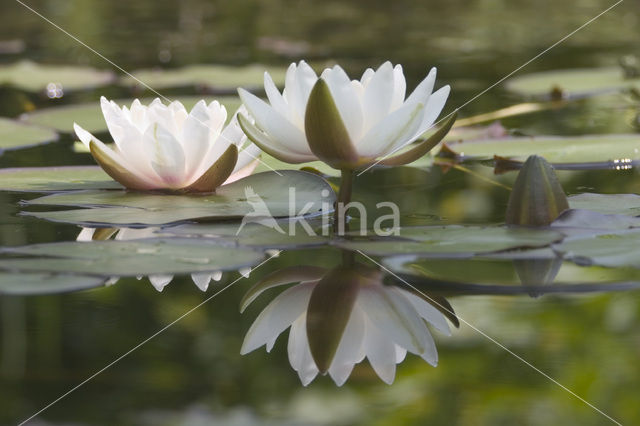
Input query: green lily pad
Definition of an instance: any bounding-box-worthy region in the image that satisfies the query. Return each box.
[553,230,640,269]
[0,60,114,93]
[0,118,58,153]
[0,238,264,277]
[441,134,640,164]
[336,226,564,257]
[22,170,335,226]
[505,67,640,98]
[0,272,105,295]
[567,193,640,216]
[120,64,286,91]
[0,166,120,192]
[22,96,243,134]
[382,255,640,295]
[163,221,330,248]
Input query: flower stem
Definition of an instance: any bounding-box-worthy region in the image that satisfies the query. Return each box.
[333,168,354,235]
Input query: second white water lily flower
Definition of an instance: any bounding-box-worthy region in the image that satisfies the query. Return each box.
[74,97,261,192]
[238,61,456,170]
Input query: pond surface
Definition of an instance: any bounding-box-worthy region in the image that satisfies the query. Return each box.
[1,1,640,425]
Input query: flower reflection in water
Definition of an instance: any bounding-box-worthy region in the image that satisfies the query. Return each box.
[75,227,252,291]
[240,259,457,386]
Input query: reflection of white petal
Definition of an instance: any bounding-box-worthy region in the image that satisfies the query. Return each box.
[149,275,173,292]
[358,285,431,356]
[328,305,366,386]
[398,288,451,336]
[211,271,223,281]
[191,273,211,291]
[239,267,251,278]
[288,315,319,386]
[76,227,95,241]
[241,283,314,354]
[363,318,398,384]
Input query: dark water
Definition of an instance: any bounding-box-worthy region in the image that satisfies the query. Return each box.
[1,0,640,425]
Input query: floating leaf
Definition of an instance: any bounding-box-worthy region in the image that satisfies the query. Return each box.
[336,226,564,257]
[0,60,114,93]
[164,221,330,248]
[0,238,263,277]
[0,117,58,153]
[382,255,640,295]
[22,96,243,134]
[0,272,105,295]
[0,166,119,192]
[120,64,286,91]
[22,170,335,226]
[442,134,640,165]
[567,193,640,215]
[505,66,640,98]
[553,230,640,269]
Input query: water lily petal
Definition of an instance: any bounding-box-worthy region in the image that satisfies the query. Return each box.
[364,319,398,384]
[417,85,450,135]
[238,88,311,155]
[362,61,395,132]
[142,122,187,187]
[390,64,407,111]
[237,113,315,163]
[321,65,364,141]
[264,72,289,117]
[405,67,436,106]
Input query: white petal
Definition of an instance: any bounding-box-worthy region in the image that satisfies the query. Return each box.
[264,72,289,117]
[417,85,450,135]
[405,67,436,106]
[362,62,395,132]
[142,123,187,187]
[390,64,407,111]
[357,100,425,158]
[238,89,311,155]
[240,282,314,354]
[328,305,366,386]
[288,61,319,125]
[321,66,364,141]
[149,275,173,292]
[211,271,223,281]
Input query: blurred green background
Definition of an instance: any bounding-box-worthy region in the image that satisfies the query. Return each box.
[1,0,639,425]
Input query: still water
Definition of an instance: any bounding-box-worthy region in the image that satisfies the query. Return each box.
[1,0,640,425]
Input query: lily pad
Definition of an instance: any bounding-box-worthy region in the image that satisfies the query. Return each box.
[22,96,243,134]
[22,170,335,226]
[0,118,58,153]
[0,166,120,192]
[120,64,286,91]
[0,272,105,295]
[553,230,640,269]
[0,60,114,93]
[505,67,640,98]
[382,255,640,295]
[441,134,640,165]
[163,221,330,248]
[335,226,564,257]
[567,193,640,216]
[0,238,264,277]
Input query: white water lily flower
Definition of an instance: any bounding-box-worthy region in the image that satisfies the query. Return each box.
[76,227,223,291]
[74,97,261,192]
[238,61,455,170]
[240,265,453,386]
